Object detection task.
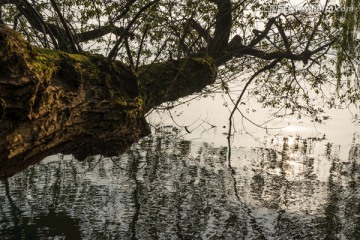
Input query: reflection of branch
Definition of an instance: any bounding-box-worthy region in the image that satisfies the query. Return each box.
[87,155,103,172]
[51,161,62,207]
[129,151,141,240]
[109,156,128,171]
[4,179,21,229]
[226,161,267,238]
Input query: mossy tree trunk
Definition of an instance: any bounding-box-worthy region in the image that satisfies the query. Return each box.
[0,24,216,178]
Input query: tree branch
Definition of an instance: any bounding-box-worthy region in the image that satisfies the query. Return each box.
[227,58,281,161]
[77,25,134,42]
[135,23,150,71]
[108,0,160,60]
[208,0,232,57]
[50,0,79,53]
[248,17,276,48]
[213,14,337,67]
[275,20,291,52]
[188,18,212,44]
[14,0,60,50]
[305,0,329,51]
[111,0,137,23]
[125,37,135,67]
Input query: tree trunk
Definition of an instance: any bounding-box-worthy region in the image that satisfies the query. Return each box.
[0,24,216,178]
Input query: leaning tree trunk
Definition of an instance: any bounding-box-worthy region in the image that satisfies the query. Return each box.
[0,24,216,178]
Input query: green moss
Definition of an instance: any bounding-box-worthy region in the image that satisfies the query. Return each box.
[26,47,107,88]
[68,53,91,62]
[192,57,217,76]
[104,75,111,87]
[34,48,63,61]
[109,88,115,98]
[115,97,128,106]
[26,48,59,81]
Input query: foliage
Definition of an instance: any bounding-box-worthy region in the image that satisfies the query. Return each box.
[0,0,359,121]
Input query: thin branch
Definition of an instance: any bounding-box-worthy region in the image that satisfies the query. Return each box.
[275,20,291,52]
[50,0,78,52]
[111,0,138,23]
[14,0,60,49]
[227,92,283,131]
[124,37,135,67]
[135,23,150,71]
[248,17,276,47]
[188,18,212,44]
[304,0,329,51]
[227,58,281,162]
[12,13,22,30]
[108,0,160,60]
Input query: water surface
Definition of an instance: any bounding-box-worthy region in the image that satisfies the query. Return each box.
[1,126,359,239]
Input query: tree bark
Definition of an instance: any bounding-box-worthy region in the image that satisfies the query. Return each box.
[0,24,216,178]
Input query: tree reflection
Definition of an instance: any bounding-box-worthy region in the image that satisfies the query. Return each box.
[1,178,81,239]
[0,129,359,239]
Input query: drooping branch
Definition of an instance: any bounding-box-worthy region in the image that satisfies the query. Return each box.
[304,0,329,51]
[227,58,281,162]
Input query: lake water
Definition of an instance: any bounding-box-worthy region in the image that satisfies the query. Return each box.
[0,93,359,239]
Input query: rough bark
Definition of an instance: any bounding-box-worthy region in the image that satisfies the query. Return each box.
[0,24,216,178]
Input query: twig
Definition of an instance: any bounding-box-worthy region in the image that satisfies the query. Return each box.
[227,58,281,163]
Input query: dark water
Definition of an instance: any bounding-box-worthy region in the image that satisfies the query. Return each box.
[1,128,360,239]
